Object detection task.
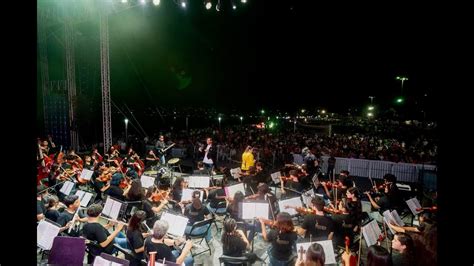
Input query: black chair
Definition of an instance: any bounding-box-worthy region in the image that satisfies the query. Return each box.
[210,201,228,233]
[97,252,131,266]
[219,255,252,266]
[187,218,214,256]
[124,200,143,220]
[113,243,144,266]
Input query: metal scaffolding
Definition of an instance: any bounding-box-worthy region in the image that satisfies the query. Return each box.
[100,14,112,154]
[64,18,79,151]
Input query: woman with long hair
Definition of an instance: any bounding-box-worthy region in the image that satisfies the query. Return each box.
[126,210,149,265]
[295,242,325,266]
[221,218,258,265]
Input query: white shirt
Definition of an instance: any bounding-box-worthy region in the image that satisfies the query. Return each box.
[203,144,213,164]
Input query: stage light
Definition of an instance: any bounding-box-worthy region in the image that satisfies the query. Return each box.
[181,0,186,8]
[241,0,247,3]
[233,5,237,9]
[121,0,127,3]
[153,0,160,5]
[140,0,146,4]
[205,1,212,9]
[216,0,221,11]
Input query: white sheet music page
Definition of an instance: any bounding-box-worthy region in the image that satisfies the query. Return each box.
[391,210,405,226]
[161,212,188,237]
[80,169,94,181]
[75,190,85,200]
[241,202,255,219]
[271,171,281,184]
[140,175,155,188]
[224,183,246,197]
[406,198,422,215]
[278,197,302,216]
[76,190,93,207]
[102,197,116,218]
[37,220,60,250]
[181,188,203,202]
[254,202,269,219]
[60,181,74,195]
[188,176,210,188]
[362,219,380,247]
[295,240,336,264]
[109,200,121,220]
[301,189,314,207]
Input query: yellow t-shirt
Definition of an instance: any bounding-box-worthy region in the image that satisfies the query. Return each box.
[241,151,255,171]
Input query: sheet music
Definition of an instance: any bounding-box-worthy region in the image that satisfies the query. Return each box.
[181,189,204,202]
[160,212,189,237]
[37,220,60,250]
[270,171,281,184]
[80,169,94,181]
[59,181,74,195]
[230,167,242,179]
[102,197,122,220]
[93,256,123,266]
[382,210,397,235]
[406,197,422,215]
[391,210,405,226]
[278,197,303,216]
[140,175,155,188]
[301,190,314,207]
[75,190,93,207]
[361,200,372,213]
[296,240,336,264]
[362,219,381,247]
[187,176,210,188]
[241,202,269,219]
[224,183,246,197]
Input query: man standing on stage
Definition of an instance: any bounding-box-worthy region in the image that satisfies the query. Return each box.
[155,135,167,165]
[199,137,217,174]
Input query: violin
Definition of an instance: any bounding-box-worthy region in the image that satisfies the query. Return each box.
[322,181,344,190]
[344,236,358,266]
[323,206,347,215]
[416,206,437,212]
[151,189,170,203]
[259,218,277,228]
[285,205,316,215]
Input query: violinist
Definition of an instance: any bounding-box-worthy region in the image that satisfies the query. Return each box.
[221,218,258,264]
[83,155,95,171]
[206,174,227,213]
[281,169,303,199]
[184,196,212,242]
[143,185,169,227]
[126,210,150,263]
[295,196,335,241]
[365,173,401,222]
[145,149,159,169]
[106,146,121,167]
[246,183,278,218]
[258,212,298,266]
[37,184,49,221]
[125,179,146,201]
[332,187,362,248]
[82,204,128,255]
[192,161,209,175]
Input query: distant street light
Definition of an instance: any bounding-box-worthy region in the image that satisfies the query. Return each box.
[396,76,408,95]
[240,116,243,126]
[218,117,222,129]
[369,96,375,104]
[124,118,129,142]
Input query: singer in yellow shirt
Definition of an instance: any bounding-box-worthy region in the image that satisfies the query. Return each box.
[241,146,255,172]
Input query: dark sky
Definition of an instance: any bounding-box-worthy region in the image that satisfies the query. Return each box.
[40,0,440,117]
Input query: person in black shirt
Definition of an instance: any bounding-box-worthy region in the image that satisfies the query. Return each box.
[82,204,127,255]
[259,212,298,265]
[126,179,146,202]
[45,195,61,222]
[57,195,86,236]
[221,218,258,264]
[184,197,212,241]
[281,170,303,199]
[126,210,150,265]
[145,149,159,169]
[37,184,48,221]
[296,196,335,241]
[142,185,168,228]
[144,220,194,266]
[391,232,414,266]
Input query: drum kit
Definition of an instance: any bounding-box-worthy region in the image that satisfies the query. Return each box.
[144,158,181,179]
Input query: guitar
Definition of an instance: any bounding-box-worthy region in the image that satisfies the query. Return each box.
[159,143,176,154]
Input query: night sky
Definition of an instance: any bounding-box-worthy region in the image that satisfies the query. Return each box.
[38,0,442,135]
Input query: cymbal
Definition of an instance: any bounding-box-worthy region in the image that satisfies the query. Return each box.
[168,158,180,165]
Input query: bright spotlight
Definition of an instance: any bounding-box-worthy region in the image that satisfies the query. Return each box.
[241,0,247,2]
[181,1,186,8]
[140,0,146,4]
[153,0,160,5]
[121,0,127,3]
[205,1,212,9]
[233,5,237,9]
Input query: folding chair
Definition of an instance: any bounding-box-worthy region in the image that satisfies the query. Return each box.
[219,255,252,266]
[187,218,214,256]
[97,252,130,266]
[210,201,228,233]
[124,200,143,220]
[48,236,86,265]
